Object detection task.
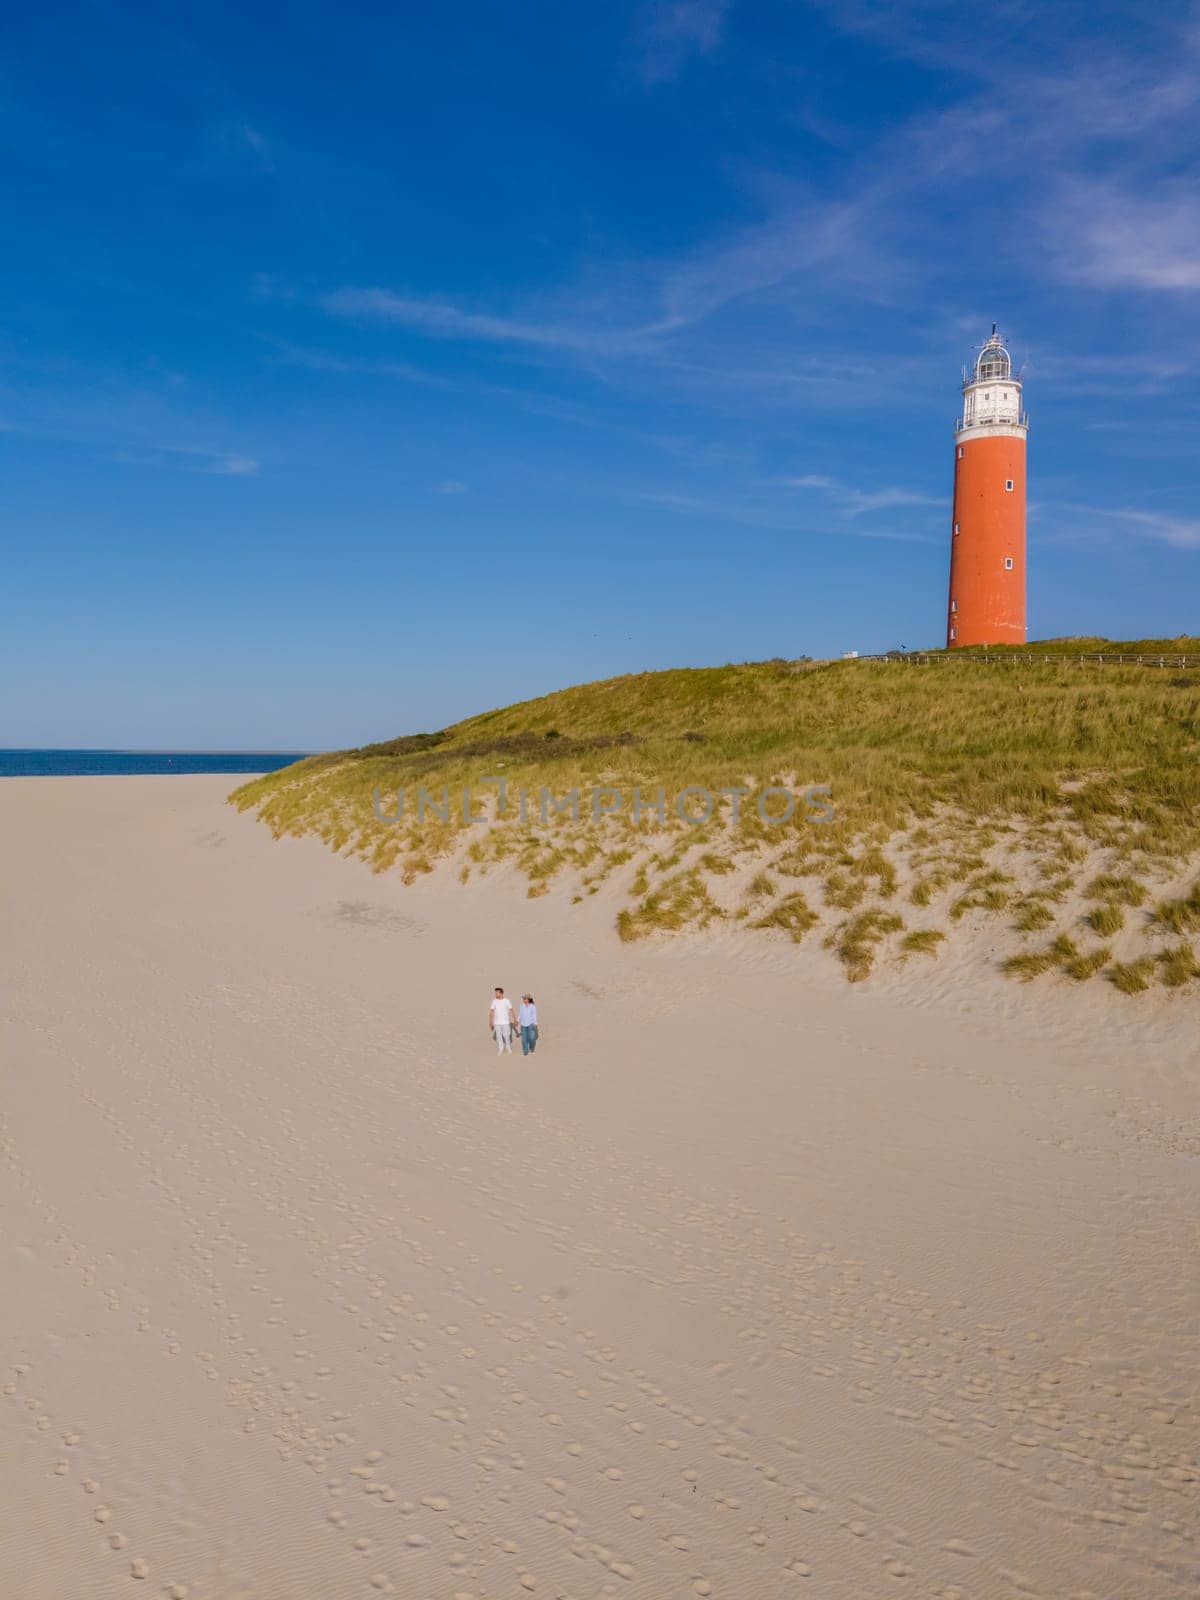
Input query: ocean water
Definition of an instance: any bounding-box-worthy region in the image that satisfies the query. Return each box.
[0,750,309,777]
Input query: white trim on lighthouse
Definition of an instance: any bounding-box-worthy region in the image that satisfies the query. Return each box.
[955,421,1028,443]
[955,330,1028,444]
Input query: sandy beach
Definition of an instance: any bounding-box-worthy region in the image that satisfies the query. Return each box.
[2,774,1196,1599]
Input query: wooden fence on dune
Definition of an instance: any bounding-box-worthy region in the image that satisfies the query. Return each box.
[876,651,1200,669]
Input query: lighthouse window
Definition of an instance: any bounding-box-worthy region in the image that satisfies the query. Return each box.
[978,347,1011,381]
[1005,479,1014,491]
[953,522,960,534]
[950,599,958,612]
[949,627,957,641]
[957,446,964,458]
[1004,557,1014,570]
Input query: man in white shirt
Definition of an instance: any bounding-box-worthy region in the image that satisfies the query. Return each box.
[489,987,515,1055]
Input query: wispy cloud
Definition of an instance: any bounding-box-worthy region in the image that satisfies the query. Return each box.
[655,185,881,326]
[706,7,1200,314]
[320,286,666,354]
[1027,347,1192,397]
[0,354,265,479]
[1058,503,1200,550]
[316,14,1200,386]
[435,478,469,495]
[265,336,441,387]
[780,473,946,517]
[265,335,735,455]
[197,119,277,180]
[220,120,275,175]
[287,0,1200,476]
[237,123,273,173]
[812,1,1190,98]
[317,192,885,368]
[635,1,731,84]
[636,484,940,542]
[116,444,260,476]
[207,452,259,476]
[1047,179,1200,292]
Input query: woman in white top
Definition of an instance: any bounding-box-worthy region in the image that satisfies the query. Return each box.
[517,994,539,1056]
[489,987,515,1055]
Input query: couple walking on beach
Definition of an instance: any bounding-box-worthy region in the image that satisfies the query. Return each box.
[489,987,538,1057]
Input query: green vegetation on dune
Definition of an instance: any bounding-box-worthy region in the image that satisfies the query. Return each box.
[231,648,1200,991]
[928,634,1200,657]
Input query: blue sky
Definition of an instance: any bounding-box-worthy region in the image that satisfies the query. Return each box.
[3,0,1198,748]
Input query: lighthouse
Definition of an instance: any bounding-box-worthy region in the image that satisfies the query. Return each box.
[946,328,1027,647]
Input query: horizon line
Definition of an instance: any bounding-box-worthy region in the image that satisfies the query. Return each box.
[0,747,313,756]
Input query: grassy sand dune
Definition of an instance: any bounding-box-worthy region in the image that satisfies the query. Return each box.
[233,644,1200,992]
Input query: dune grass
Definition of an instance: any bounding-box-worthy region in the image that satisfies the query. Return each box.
[824,910,906,981]
[616,871,724,943]
[1157,943,1200,987]
[1012,898,1056,932]
[231,646,1200,989]
[1107,957,1157,994]
[1086,874,1147,907]
[1002,934,1112,983]
[752,892,819,942]
[1003,935,1078,982]
[1154,882,1200,935]
[1063,944,1113,982]
[950,869,1012,921]
[1085,903,1125,938]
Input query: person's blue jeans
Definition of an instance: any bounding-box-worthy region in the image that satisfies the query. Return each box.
[520,1024,538,1055]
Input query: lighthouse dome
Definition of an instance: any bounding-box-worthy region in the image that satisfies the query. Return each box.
[975,335,1012,382]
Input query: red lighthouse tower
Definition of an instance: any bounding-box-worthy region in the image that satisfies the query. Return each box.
[946,328,1027,647]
